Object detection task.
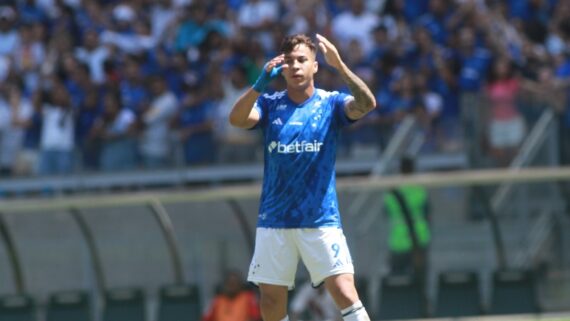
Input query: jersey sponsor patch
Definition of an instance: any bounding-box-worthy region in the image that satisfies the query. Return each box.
[267,140,323,154]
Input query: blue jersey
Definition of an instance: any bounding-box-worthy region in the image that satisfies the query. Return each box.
[252,88,355,228]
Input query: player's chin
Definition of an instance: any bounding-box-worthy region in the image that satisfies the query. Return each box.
[286,78,308,89]
[287,83,309,91]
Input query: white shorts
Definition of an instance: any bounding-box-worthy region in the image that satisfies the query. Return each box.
[489,116,526,148]
[247,227,354,289]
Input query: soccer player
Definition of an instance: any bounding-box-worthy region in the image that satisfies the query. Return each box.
[229,34,376,321]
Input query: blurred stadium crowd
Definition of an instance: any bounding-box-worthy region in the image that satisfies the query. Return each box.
[0,0,569,176]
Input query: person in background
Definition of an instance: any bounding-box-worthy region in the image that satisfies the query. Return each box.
[455,26,492,167]
[13,88,43,177]
[0,79,33,176]
[90,90,137,171]
[384,156,430,283]
[174,82,216,165]
[414,72,443,151]
[215,64,259,163]
[237,0,279,51]
[203,270,261,321]
[14,22,45,93]
[100,4,154,54]
[119,55,150,115]
[139,76,178,169]
[75,88,102,171]
[331,0,378,56]
[483,57,526,167]
[75,28,109,85]
[0,6,20,57]
[38,81,75,175]
[290,281,341,321]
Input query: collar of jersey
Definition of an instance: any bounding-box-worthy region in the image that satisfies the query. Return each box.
[284,89,318,108]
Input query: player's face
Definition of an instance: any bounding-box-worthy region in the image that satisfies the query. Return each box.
[282,44,318,90]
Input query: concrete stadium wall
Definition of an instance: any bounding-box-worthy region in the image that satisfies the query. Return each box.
[0,186,487,314]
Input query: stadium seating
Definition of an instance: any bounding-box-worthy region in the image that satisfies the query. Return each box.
[157,284,201,321]
[377,274,426,320]
[0,294,36,321]
[103,287,145,321]
[46,290,90,321]
[489,269,540,315]
[434,271,483,317]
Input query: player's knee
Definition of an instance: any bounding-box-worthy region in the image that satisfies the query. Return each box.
[325,274,359,308]
[260,294,280,312]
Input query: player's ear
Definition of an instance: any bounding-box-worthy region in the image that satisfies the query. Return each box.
[313,60,318,74]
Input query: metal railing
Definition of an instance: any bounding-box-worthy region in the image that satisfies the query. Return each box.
[348,115,419,222]
[491,109,558,215]
[488,108,562,270]
[513,209,554,268]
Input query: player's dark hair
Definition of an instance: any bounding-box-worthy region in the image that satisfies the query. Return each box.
[280,34,317,55]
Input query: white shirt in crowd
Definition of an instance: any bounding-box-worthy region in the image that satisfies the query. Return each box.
[0,97,33,167]
[237,0,279,28]
[107,108,136,135]
[331,9,379,55]
[237,0,279,50]
[100,31,156,54]
[422,92,443,117]
[215,80,252,141]
[40,104,74,151]
[75,46,109,84]
[0,29,20,56]
[150,3,178,42]
[140,91,178,158]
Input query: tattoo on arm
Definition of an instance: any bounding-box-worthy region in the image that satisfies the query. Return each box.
[339,65,376,119]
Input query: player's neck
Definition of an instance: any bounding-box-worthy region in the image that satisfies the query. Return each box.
[287,85,315,105]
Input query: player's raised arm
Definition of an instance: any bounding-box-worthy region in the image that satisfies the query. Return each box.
[228,87,262,129]
[229,55,288,129]
[316,33,376,120]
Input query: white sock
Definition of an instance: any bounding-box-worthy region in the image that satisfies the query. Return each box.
[279,316,289,321]
[341,300,370,321]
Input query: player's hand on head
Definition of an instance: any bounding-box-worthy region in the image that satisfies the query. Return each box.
[316,33,343,70]
[265,54,288,73]
[253,54,288,93]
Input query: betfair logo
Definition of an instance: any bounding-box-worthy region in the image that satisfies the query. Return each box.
[268,140,323,154]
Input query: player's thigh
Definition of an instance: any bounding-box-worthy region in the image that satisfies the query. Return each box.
[258,283,289,306]
[295,228,354,286]
[247,228,299,289]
